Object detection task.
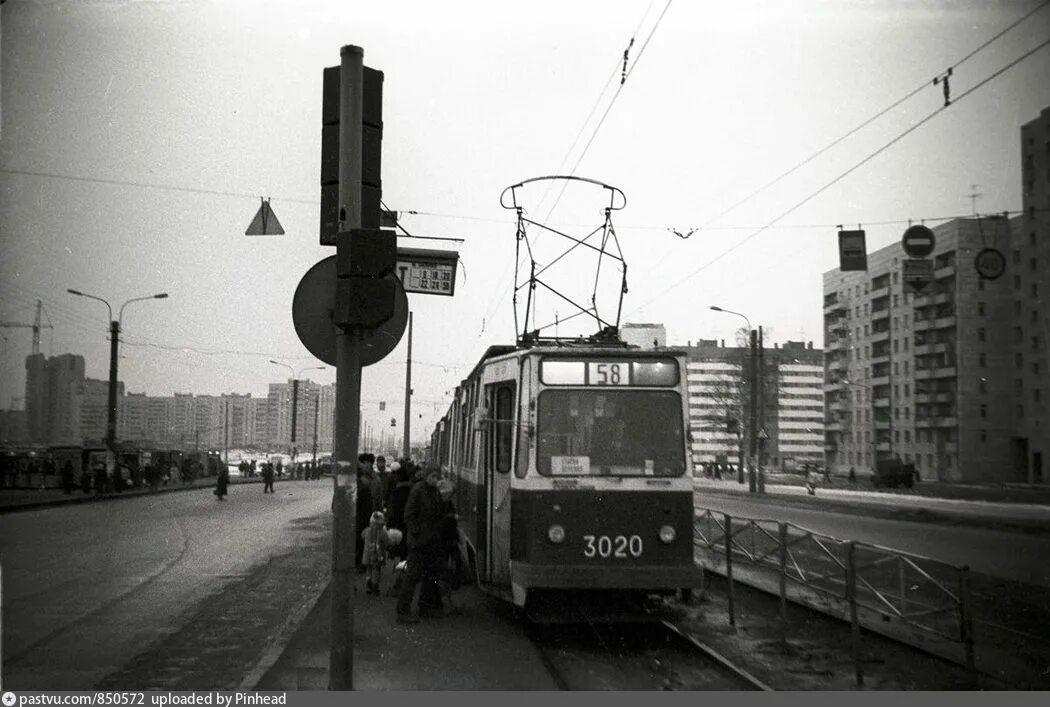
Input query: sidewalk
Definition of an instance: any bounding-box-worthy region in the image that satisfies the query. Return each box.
[693,475,1050,532]
[250,573,560,690]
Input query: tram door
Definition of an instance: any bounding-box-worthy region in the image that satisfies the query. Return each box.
[486,381,517,586]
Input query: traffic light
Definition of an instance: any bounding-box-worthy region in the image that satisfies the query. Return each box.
[726,417,740,435]
[320,65,384,245]
[390,417,396,428]
[335,228,397,329]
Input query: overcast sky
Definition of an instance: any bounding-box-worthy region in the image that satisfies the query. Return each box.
[2,0,1048,444]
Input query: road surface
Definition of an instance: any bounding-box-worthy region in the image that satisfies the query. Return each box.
[0,481,331,689]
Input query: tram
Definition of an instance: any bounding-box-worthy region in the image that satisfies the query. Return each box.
[430,337,702,619]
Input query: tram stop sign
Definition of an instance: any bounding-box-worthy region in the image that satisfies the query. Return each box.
[901,225,935,258]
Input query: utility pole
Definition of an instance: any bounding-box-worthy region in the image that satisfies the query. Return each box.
[290,378,300,466]
[312,389,320,465]
[330,43,365,691]
[403,311,412,460]
[223,399,229,466]
[757,326,766,494]
[748,328,758,493]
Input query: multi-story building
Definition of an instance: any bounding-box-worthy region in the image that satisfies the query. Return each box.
[823,214,1044,483]
[1018,107,1049,483]
[79,377,113,444]
[267,380,332,458]
[17,352,339,456]
[24,353,84,445]
[682,339,824,470]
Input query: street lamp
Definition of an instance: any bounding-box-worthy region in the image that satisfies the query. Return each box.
[67,290,168,462]
[270,361,325,466]
[711,305,761,491]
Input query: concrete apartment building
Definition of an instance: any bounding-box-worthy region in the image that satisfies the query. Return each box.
[682,339,824,470]
[1018,107,1049,483]
[823,215,1044,483]
[14,351,298,452]
[267,380,333,458]
[825,107,1048,484]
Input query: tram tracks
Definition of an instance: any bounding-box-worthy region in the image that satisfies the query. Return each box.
[528,618,769,691]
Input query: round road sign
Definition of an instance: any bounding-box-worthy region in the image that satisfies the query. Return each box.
[901,225,935,258]
[292,255,408,367]
[975,248,1006,281]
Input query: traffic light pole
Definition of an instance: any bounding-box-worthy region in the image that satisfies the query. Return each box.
[330,43,364,691]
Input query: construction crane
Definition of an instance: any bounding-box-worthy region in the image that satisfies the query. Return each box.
[0,299,54,355]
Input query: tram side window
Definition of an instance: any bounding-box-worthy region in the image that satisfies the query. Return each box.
[516,360,531,478]
[495,384,516,473]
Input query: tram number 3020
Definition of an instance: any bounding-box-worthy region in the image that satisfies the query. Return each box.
[582,534,643,558]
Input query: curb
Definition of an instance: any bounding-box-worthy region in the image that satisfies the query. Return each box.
[0,478,271,515]
[238,576,332,691]
[695,484,1050,535]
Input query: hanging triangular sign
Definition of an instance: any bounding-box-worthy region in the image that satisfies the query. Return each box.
[245,198,285,236]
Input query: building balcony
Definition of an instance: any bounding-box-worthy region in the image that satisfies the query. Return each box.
[914,391,934,403]
[933,316,956,330]
[932,366,957,379]
[824,421,843,432]
[872,397,890,408]
[874,419,891,430]
[870,351,890,364]
[875,441,892,452]
[827,358,845,371]
[935,264,956,279]
[933,391,955,403]
[824,301,848,315]
[827,400,845,412]
[931,291,954,305]
[913,342,946,356]
[871,284,890,299]
[870,375,890,387]
[871,307,890,321]
[870,329,890,343]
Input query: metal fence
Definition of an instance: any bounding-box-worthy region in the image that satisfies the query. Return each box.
[693,509,975,686]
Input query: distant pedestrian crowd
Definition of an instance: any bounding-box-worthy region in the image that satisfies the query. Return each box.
[353,453,468,624]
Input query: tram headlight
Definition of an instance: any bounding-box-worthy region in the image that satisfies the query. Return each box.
[658,525,676,544]
[548,524,566,544]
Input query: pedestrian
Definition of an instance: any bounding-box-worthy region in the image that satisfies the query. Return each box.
[396,467,446,623]
[262,461,275,493]
[93,462,107,495]
[436,478,464,615]
[362,510,392,595]
[355,453,377,570]
[214,465,229,501]
[848,466,856,483]
[61,460,75,495]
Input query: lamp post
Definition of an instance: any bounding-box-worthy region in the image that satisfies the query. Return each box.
[270,361,325,468]
[710,306,760,491]
[67,289,168,462]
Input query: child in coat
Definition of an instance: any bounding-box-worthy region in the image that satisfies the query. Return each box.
[361,510,392,595]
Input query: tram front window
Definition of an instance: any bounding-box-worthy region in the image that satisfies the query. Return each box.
[536,390,685,476]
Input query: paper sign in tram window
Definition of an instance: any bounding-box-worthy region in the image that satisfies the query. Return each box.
[644,459,655,476]
[551,456,591,475]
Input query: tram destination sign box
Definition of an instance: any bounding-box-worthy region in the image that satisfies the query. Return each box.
[396,246,458,296]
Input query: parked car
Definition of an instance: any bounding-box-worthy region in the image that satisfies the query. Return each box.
[873,459,916,489]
